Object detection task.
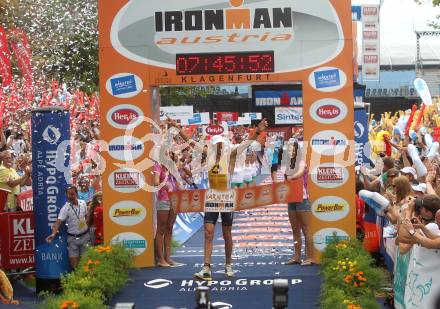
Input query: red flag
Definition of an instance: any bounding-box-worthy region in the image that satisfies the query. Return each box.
[9,29,34,100]
[0,26,12,87]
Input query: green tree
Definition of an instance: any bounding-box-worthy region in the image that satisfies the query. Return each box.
[0,0,98,92]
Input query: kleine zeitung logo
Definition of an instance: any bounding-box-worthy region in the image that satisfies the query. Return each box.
[107,104,144,130]
[310,163,349,189]
[108,168,145,193]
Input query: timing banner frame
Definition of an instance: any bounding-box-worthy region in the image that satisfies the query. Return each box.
[99,0,355,267]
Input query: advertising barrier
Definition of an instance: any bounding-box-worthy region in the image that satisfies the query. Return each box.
[172,213,204,244]
[32,107,71,281]
[171,180,303,213]
[0,211,35,269]
[17,190,33,212]
[354,108,370,166]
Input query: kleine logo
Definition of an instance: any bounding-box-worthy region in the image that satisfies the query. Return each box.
[310,163,348,189]
[317,105,340,119]
[206,125,224,136]
[108,168,145,193]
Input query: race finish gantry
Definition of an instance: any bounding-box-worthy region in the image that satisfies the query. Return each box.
[99,0,356,267]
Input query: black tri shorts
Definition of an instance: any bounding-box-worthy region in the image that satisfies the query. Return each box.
[204,212,234,226]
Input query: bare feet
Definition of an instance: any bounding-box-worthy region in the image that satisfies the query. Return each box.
[157,260,171,267]
[166,258,177,266]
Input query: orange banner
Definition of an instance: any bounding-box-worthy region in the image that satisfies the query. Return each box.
[170,179,303,213]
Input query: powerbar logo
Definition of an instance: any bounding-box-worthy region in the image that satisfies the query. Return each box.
[315,203,345,212]
[317,167,343,183]
[112,208,142,217]
[114,172,140,187]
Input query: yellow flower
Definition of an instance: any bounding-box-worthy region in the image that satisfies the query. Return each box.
[96,245,112,254]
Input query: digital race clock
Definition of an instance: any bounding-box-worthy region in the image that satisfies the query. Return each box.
[176,51,274,75]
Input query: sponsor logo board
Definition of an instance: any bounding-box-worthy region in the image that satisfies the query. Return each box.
[309,99,347,124]
[110,232,147,256]
[310,163,349,189]
[106,73,143,98]
[313,228,349,252]
[108,168,145,193]
[205,189,235,212]
[311,196,350,221]
[109,201,146,226]
[309,67,346,92]
[275,107,303,125]
[106,104,144,129]
[311,130,348,156]
[108,136,144,161]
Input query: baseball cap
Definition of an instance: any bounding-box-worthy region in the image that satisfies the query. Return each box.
[401,167,418,180]
[412,183,427,194]
[210,135,228,145]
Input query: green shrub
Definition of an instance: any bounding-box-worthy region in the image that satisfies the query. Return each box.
[320,237,384,309]
[38,245,134,309]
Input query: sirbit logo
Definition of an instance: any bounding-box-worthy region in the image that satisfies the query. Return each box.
[314,69,340,88]
[42,125,61,145]
[144,279,173,289]
[110,75,137,96]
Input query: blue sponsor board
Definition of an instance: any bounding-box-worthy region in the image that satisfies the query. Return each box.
[247,113,259,120]
[354,108,370,166]
[173,213,204,244]
[254,90,303,106]
[188,113,202,124]
[314,69,340,89]
[110,75,137,96]
[352,5,362,21]
[32,107,71,279]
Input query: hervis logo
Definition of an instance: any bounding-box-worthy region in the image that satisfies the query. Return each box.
[105,73,143,99]
[311,196,349,222]
[308,67,347,92]
[107,104,144,130]
[309,99,347,124]
[109,201,146,226]
[111,0,344,71]
[311,130,348,156]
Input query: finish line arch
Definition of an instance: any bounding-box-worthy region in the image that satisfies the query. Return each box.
[99,0,355,267]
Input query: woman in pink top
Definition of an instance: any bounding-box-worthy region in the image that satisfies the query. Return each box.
[153,160,178,267]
